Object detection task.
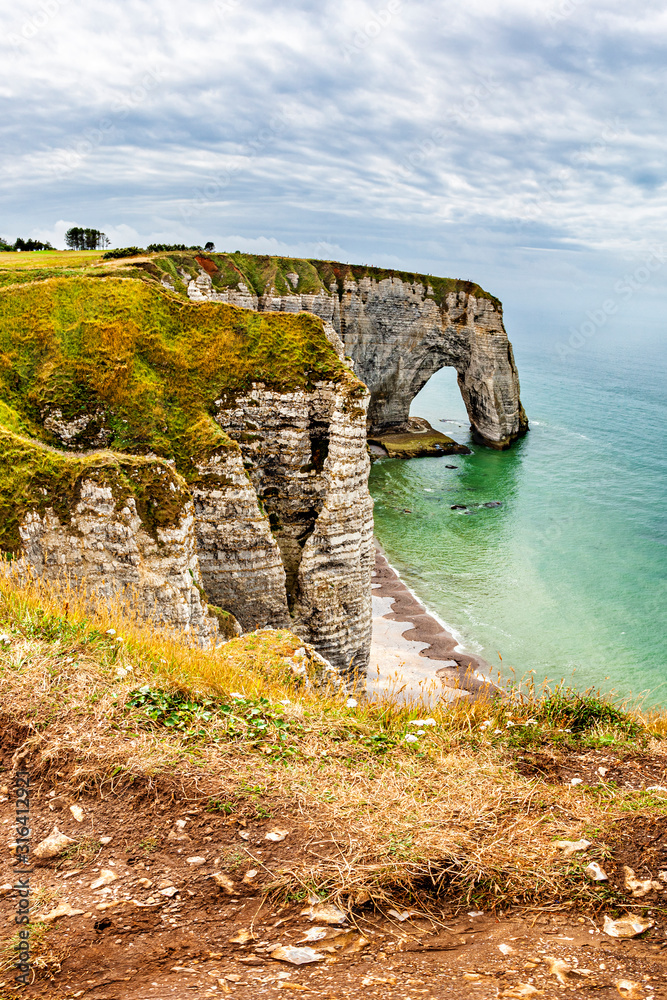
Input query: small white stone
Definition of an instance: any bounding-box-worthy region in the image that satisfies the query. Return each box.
[265,828,289,842]
[33,827,75,860]
[69,804,85,823]
[91,869,117,890]
[186,856,206,866]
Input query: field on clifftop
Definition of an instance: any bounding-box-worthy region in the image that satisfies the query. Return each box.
[1,572,667,998]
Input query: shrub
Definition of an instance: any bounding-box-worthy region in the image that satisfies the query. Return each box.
[102,247,145,259]
[146,244,203,253]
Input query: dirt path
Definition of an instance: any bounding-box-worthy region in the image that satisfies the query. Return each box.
[1,776,666,1000]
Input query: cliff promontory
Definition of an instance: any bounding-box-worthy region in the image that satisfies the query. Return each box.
[0,272,372,675]
[0,249,526,675]
[178,254,528,449]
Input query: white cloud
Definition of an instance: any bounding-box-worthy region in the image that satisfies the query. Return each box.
[1,0,666,337]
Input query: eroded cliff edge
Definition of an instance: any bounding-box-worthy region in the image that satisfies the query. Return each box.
[0,250,527,678]
[176,254,528,449]
[0,275,373,675]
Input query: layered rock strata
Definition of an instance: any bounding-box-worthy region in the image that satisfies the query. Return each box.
[211,382,374,675]
[186,264,527,449]
[16,463,219,647]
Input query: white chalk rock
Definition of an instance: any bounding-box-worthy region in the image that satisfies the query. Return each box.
[300,902,347,925]
[585,862,608,882]
[270,945,325,965]
[91,869,117,890]
[33,826,76,860]
[603,913,653,938]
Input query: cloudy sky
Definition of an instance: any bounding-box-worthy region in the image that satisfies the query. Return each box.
[2,0,666,350]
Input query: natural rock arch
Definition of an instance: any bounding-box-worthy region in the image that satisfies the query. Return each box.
[183,256,528,449]
[336,275,528,449]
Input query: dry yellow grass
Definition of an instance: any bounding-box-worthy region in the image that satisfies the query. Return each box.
[0,566,665,913]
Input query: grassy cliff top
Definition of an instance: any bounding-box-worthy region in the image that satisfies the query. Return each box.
[0,274,356,467]
[0,249,501,308]
[0,268,361,552]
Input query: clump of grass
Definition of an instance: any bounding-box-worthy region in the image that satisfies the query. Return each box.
[138,836,159,852]
[0,921,65,977]
[533,684,643,736]
[59,837,103,866]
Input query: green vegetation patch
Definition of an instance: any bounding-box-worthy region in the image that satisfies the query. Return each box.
[0,274,353,468]
[0,424,191,552]
[118,251,500,309]
[126,685,300,748]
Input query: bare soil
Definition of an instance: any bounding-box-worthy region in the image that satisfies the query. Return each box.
[2,761,667,1000]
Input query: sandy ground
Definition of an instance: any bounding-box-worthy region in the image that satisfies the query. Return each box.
[3,774,667,1000]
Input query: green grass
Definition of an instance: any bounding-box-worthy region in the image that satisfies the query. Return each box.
[0,273,359,552]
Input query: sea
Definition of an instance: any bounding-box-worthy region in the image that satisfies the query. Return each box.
[369,338,667,706]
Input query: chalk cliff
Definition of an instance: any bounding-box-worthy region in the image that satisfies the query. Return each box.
[177,255,527,449]
[0,251,526,677]
[0,275,372,676]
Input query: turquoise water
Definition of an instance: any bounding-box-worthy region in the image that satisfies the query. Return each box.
[369,341,667,705]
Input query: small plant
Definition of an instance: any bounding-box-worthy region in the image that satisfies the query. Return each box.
[102,246,144,259]
[219,848,246,870]
[206,798,234,814]
[386,832,415,858]
[139,836,159,852]
[126,686,216,733]
[59,837,102,865]
[126,686,300,746]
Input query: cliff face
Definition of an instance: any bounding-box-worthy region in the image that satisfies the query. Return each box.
[180,256,527,449]
[0,276,373,675]
[18,466,219,647]
[214,383,373,673]
[335,277,528,449]
[0,250,527,678]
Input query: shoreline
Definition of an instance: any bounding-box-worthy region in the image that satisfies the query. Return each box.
[369,540,499,702]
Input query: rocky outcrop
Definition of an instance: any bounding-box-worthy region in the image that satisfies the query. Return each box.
[211,381,374,675]
[0,276,373,676]
[17,465,219,647]
[184,261,527,450]
[336,278,528,450]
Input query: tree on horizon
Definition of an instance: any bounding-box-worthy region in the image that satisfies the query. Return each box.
[64,227,110,250]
